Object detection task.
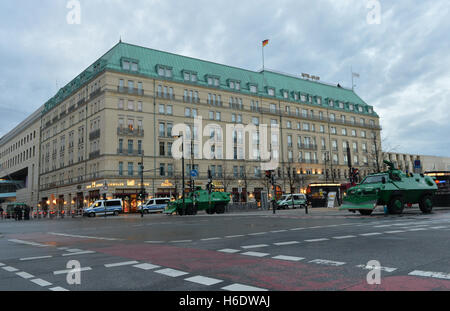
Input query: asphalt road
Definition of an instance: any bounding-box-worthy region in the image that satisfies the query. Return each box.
[1,207,450,291]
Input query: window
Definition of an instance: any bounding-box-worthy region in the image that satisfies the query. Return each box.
[123,61,130,70]
[320,125,325,133]
[361,131,366,138]
[128,140,133,153]
[159,123,165,137]
[128,100,134,111]
[118,99,124,109]
[192,108,198,118]
[268,88,275,96]
[137,102,142,112]
[331,127,337,134]
[159,142,165,156]
[270,104,277,113]
[250,85,257,93]
[287,121,292,129]
[252,117,259,125]
[215,112,221,121]
[128,162,134,176]
[131,62,138,72]
[185,108,191,117]
[351,129,357,137]
[342,128,347,136]
[167,123,173,137]
[119,162,123,176]
[159,104,165,114]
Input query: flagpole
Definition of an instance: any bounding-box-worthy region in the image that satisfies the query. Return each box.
[262,44,265,71]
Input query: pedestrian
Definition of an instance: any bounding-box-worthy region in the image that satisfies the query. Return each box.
[24,206,30,221]
[18,206,23,221]
[0,206,3,219]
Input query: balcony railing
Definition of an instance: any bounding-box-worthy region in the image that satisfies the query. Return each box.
[298,144,318,151]
[117,127,144,137]
[118,87,144,96]
[117,149,144,157]
[89,88,102,99]
[89,129,101,140]
[89,150,100,159]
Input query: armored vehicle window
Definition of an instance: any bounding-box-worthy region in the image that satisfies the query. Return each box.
[362,175,386,184]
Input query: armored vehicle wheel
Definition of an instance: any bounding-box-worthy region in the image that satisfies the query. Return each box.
[388,196,405,215]
[215,204,226,214]
[419,194,433,214]
[206,208,214,214]
[359,210,373,216]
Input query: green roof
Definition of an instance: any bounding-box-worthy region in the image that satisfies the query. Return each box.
[43,41,378,117]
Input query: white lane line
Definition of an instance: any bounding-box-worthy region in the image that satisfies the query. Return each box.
[154,268,189,277]
[62,251,96,256]
[104,261,140,268]
[170,240,193,243]
[8,239,50,247]
[30,279,52,287]
[57,247,69,250]
[222,284,268,291]
[241,252,269,258]
[430,226,447,229]
[218,249,241,254]
[185,276,223,286]
[0,263,4,267]
[384,230,406,234]
[409,270,450,280]
[360,233,383,236]
[248,232,267,236]
[133,263,161,270]
[290,228,305,231]
[309,259,346,266]
[272,255,304,262]
[53,267,92,275]
[333,235,357,240]
[16,272,35,279]
[274,241,300,246]
[304,238,329,242]
[66,249,84,253]
[20,256,53,261]
[373,225,392,228]
[49,287,69,291]
[201,237,222,241]
[356,264,397,273]
[241,244,269,249]
[48,232,122,241]
[145,241,165,244]
[225,235,245,238]
[407,228,427,231]
[270,230,288,233]
[2,266,19,272]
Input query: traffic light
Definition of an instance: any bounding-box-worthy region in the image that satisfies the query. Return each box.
[265,170,272,179]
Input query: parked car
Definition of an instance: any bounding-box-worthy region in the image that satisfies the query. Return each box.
[83,199,123,217]
[276,194,307,209]
[138,198,171,214]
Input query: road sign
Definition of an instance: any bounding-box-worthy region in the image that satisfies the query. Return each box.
[190,169,199,179]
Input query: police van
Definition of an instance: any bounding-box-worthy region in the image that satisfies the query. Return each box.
[83,199,123,217]
[138,198,171,214]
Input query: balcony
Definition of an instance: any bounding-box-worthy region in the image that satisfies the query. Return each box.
[89,150,100,159]
[118,87,144,96]
[89,129,101,140]
[68,105,76,113]
[89,88,102,100]
[77,98,86,107]
[299,159,319,164]
[117,127,144,137]
[299,144,318,151]
[117,149,144,157]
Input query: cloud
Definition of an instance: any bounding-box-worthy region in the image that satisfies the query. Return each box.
[0,0,448,157]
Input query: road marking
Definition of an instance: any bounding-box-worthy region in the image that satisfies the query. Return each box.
[53,267,92,275]
[185,276,223,286]
[384,230,406,234]
[30,279,52,287]
[58,247,69,250]
[248,232,267,236]
[356,264,397,273]
[407,228,427,231]
[222,284,268,291]
[409,270,450,280]
[48,232,122,241]
[8,239,50,247]
[155,268,189,277]
[241,244,269,249]
[225,235,245,238]
[62,251,96,256]
[430,226,447,229]
[49,287,69,291]
[304,238,329,242]
[2,266,19,272]
[145,241,165,244]
[200,237,222,241]
[133,263,161,270]
[16,272,35,279]
[104,261,139,268]
[333,235,356,239]
[272,255,304,262]
[66,249,84,253]
[270,230,288,233]
[290,228,305,231]
[218,249,241,254]
[309,259,346,266]
[0,263,4,267]
[373,225,392,228]
[170,240,192,243]
[360,233,383,236]
[241,252,269,258]
[274,241,300,246]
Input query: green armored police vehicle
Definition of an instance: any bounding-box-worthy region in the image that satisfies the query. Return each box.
[166,187,231,216]
[340,160,438,216]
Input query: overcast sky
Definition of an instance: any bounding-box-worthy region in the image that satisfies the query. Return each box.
[0,0,449,157]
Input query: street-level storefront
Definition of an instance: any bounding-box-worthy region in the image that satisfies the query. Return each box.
[114,189,140,213]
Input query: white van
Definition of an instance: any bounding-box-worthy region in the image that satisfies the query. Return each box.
[138,198,171,214]
[277,194,307,209]
[83,199,123,217]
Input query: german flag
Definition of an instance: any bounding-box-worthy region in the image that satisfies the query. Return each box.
[262,39,269,47]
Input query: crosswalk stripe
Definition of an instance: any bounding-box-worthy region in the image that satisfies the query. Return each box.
[185,276,223,286]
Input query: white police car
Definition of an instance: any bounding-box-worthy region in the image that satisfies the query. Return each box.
[138,198,171,214]
[83,199,123,217]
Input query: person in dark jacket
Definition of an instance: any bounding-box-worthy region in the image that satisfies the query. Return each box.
[0,206,3,219]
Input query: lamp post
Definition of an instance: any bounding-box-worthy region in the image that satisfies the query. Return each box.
[173,135,186,212]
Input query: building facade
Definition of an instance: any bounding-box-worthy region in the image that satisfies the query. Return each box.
[1,42,383,212]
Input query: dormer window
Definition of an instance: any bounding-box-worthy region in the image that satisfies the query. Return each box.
[131,62,138,72]
[268,87,275,96]
[358,106,363,112]
[294,93,299,101]
[206,75,220,87]
[300,94,306,102]
[123,61,130,70]
[282,90,289,99]
[349,104,354,111]
[339,102,344,109]
[156,65,173,78]
[183,70,198,83]
[229,81,235,89]
[329,100,334,107]
[249,84,257,93]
